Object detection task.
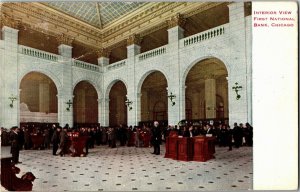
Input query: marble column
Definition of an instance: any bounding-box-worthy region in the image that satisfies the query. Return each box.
[205,76,216,118]
[39,82,50,113]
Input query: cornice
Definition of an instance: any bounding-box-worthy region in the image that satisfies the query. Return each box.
[0,13,22,29]
[127,34,142,46]
[56,33,74,46]
[96,48,111,58]
[101,2,224,48]
[2,3,102,49]
[166,13,186,29]
[2,2,228,51]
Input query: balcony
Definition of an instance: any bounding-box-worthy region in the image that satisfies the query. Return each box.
[19,45,59,62]
[180,24,228,48]
[72,59,100,72]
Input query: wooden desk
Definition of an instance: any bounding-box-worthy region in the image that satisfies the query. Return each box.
[164,136,215,162]
[193,136,215,162]
[30,134,44,149]
[68,132,88,157]
[164,136,178,159]
[177,137,193,161]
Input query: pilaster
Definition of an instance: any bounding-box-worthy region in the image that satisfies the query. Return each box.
[166,14,186,125]
[166,86,180,126]
[1,26,19,128]
[96,48,110,68]
[227,2,249,126]
[126,34,142,126]
[57,94,74,127]
[57,34,74,127]
[167,13,185,44]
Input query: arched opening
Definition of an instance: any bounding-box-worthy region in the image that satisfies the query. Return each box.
[73,81,98,124]
[109,81,127,127]
[20,72,58,122]
[185,58,228,120]
[140,71,168,122]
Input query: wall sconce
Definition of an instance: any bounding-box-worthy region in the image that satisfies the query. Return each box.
[168,92,176,106]
[232,82,242,100]
[66,99,73,111]
[125,98,133,111]
[8,95,17,108]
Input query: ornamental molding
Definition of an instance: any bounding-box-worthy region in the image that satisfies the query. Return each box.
[127,34,142,46]
[96,48,111,58]
[0,13,22,29]
[2,2,227,50]
[2,3,101,49]
[166,13,186,29]
[56,33,74,46]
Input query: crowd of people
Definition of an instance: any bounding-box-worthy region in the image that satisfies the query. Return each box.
[1,121,253,162]
[170,122,253,150]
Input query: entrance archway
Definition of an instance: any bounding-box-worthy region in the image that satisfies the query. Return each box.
[73,81,98,124]
[140,71,168,122]
[109,81,127,126]
[19,72,58,122]
[185,58,228,119]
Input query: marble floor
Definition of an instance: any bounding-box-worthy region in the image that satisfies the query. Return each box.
[1,144,252,191]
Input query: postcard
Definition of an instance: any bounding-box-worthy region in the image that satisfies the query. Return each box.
[0,1,298,191]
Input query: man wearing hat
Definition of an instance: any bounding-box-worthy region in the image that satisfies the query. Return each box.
[10,126,21,164]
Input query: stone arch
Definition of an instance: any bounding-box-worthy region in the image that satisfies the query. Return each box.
[183,56,229,120]
[73,80,99,124]
[105,78,128,99]
[19,71,59,119]
[136,69,169,94]
[19,69,62,94]
[73,78,101,99]
[182,56,229,86]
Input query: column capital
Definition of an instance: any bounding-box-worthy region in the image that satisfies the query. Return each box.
[0,14,21,30]
[96,48,111,58]
[166,13,186,29]
[127,33,142,46]
[56,33,74,46]
[203,74,217,80]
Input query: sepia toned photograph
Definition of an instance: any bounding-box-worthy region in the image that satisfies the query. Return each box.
[0,1,297,191]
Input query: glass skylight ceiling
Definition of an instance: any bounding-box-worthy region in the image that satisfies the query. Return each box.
[45,2,147,27]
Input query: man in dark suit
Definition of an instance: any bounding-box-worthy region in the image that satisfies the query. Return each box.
[233,123,243,148]
[10,127,21,164]
[51,127,61,155]
[151,121,162,155]
[59,127,68,156]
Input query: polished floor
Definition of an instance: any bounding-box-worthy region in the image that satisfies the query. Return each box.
[1,144,252,191]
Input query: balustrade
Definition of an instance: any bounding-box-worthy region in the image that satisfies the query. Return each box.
[19,45,59,62]
[181,24,227,47]
[138,46,166,61]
